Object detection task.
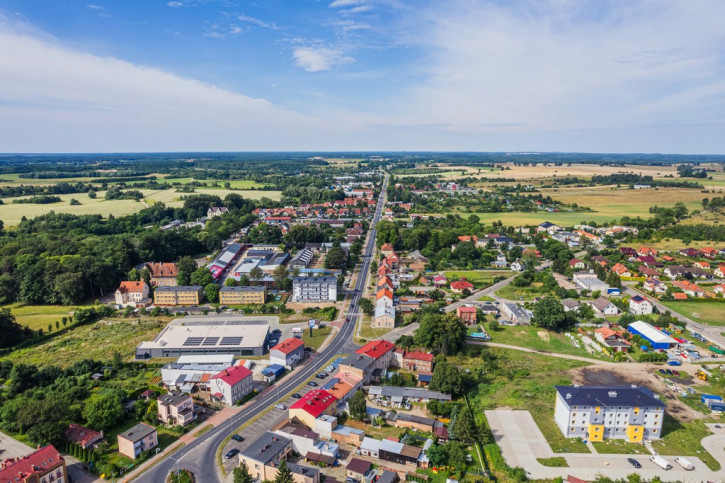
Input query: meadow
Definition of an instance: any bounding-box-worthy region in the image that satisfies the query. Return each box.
[1,303,90,331]
[0,188,281,226]
[660,300,725,326]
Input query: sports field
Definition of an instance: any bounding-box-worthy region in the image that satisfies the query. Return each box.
[0,188,281,226]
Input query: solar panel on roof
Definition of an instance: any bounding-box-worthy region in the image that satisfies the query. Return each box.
[202,337,219,346]
[183,337,204,346]
[220,337,243,345]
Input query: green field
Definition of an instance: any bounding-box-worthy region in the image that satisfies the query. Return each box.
[1,303,90,331]
[495,283,546,301]
[4,318,168,367]
[302,325,332,351]
[0,173,102,186]
[0,188,281,226]
[487,325,604,360]
[443,270,512,288]
[159,177,266,189]
[660,300,725,326]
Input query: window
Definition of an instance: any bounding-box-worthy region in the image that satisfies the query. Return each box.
[653,428,658,433]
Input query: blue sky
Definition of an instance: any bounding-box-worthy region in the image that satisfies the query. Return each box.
[1,0,724,153]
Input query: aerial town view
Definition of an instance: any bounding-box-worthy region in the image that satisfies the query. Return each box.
[1,2,725,483]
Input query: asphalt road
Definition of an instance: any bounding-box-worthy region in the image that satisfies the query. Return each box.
[132,173,389,483]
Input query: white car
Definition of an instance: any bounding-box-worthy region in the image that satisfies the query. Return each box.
[275,404,286,410]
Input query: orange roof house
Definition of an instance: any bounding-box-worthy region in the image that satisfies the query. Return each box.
[376,288,393,301]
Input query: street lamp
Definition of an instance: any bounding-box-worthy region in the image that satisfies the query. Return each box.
[168,447,196,483]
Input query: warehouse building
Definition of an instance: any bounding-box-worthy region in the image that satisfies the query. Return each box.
[627,321,678,350]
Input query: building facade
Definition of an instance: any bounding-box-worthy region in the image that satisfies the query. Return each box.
[554,385,665,443]
[209,364,254,406]
[238,432,293,482]
[145,262,179,287]
[0,445,67,483]
[115,281,150,307]
[157,392,195,426]
[153,286,204,306]
[270,338,306,367]
[118,423,158,460]
[219,286,266,305]
[292,276,338,302]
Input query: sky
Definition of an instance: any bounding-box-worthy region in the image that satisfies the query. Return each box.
[1,0,724,153]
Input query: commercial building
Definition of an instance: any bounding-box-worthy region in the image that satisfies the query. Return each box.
[135,316,270,358]
[292,276,338,302]
[627,321,678,350]
[161,354,237,392]
[270,338,306,367]
[573,271,610,292]
[367,386,451,405]
[501,302,532,325]
[0,445,67,483]
[118,423,158,460]
[209,364,254,406]
[238,432,293,481]
[207,243,243,280]
[219,286,266,305]
[157,392,196,426]
[554,385,665,442]
[115,281,150,307]
[289,390,338,428]
[153,285,204,306]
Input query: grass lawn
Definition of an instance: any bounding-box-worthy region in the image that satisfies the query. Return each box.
[488,325,605,360]
[651,417,721,471]
[660,300,725,326]
[344,419,404,441]
[302,326,332,351]
[495,283,546,301]
[5,318,168,367]
[536,457,568,467]
[1,303,92,331]
[444,270,512,287]
[456,347,593,454]
[591,438,648,455]
[359,316,391,341]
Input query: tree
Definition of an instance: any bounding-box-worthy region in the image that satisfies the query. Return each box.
[349,390,368,421]
[414,313,467,355]
[274,459,294,483]
[83,391,125,430]
[451,405,477,443]
[190,267,214,287]
[273,264,289,289]
[429,361,465,396]
[532,296,570,332]
[177,270,191,286]
[0,308,25,349]
[488,320,500,332]
[177,256,197,275]
[128,268,140,281]
[54,272,86,305]
[249,267,264,285]
[205,283,220,303]
[324,246,347,269]
[606,271,622,289]
[225,277,238,287]
[140,268,151,286]
[234,462,254,483]
[358,297,374,316]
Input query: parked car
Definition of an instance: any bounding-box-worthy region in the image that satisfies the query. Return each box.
[292,393,302,399]
[627,458,642,469]
[673,370,680,376]
[307,381,318,387]
[666,369,673,375]
[659,369,666,375]
[231,434,244,442]
[225,448,240,459]
[275,403,287,410]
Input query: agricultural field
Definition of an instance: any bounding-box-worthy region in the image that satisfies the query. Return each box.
[0,173,103,186]
[462,162,680,181]
[0,188,281,226]
[157,177,266,189]
[660,300,725,326]
[4,318,168,367]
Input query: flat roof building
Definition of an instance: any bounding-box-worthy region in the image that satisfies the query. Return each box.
[627,321,678,350]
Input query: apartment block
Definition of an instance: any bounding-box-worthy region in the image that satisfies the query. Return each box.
[153,285,203,306]
[219,286,266,305]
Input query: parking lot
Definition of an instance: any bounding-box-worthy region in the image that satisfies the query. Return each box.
[486,409,725,482]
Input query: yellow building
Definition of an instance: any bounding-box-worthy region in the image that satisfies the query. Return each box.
[219,286,266,305]
[154,286,204,306]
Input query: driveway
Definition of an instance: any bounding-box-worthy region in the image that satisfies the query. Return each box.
[486,409,725,482]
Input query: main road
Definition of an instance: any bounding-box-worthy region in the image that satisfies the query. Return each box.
[132,173,389,483]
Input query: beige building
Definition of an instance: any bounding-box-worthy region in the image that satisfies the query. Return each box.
[219,286,266,305]
[117,423,158,460]
[157,392,195,426]
[114,281,150,307]
[145,262,179,287]
[239,432,293,481]
[154,285,203,306]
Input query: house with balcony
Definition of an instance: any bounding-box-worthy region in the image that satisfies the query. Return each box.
[157,392,195,426]
[118,423,158,460]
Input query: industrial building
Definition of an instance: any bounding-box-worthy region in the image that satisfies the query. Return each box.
[627,321,678,350]
[135,316,270,358]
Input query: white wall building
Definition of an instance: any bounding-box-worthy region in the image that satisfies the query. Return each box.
[208,364,254,406]
[292,276,338,302]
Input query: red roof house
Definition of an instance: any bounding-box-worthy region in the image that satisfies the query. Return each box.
[289,389,338,426]
[450,280,474,293]
[0,445,66,483]
[65,424,104,449]
[271,338,305,354]
[355,339,395,360]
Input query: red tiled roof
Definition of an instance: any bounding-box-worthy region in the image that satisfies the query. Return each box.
[271,338,305,355]
[290,389,337,417]
[65,424,103,447]
[145,262,178,278]
[672,292,688,300]
[450,280,474,290]
[381,243,394,251]
[210,364,252,386]
[117,281,146,294]
[0,445,63,481]
[376,288,393,301]
[403,351,433,362]
[457,306,477,313]
[355,339,394,360]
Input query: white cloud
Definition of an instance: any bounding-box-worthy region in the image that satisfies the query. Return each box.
[166,1,185,7]
[292,46,354,72]
[86,4,104,11]
[329,0,366,7]
[0,19,332,152]
[237,14,278,30]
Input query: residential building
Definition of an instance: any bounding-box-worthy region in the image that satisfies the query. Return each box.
[207,206,229,218]
[160,354,237,392]
[450,280,474,293]
[569,259,586,270]
[611,263,632,277]
[638,266,659,278]
[402,351,434,372]
[289,390,338,428]
[0,445,67,483]
[65,423,104,449]
[554,385,665,442]
[270,338,306,367]
[373,302,396,329]
[157,392,195,426]
[238,432,293,482]
[694,261,711,270]
[589,297,620,316]
[219,286,266,305]
[380,243,395,257]
[153,285,203,306]
[643,277,667,294]
[672,280,706,297]
[118,423,158,460]
[664,265,712,280]
[510,259,524,272]
[145,262,179,287]
[274,425,338,465]
[627,321,678,350]
[629,295,653,315]
[637,247,658,257]
[209,364,254,406]
[378,438,422,467]
[115,281,150,307]
[715,265,725,278]
[538,221,562,234]
[594,328,631,353]
[135,316,269,358]
[456,305,477,324]
[388,413,436,433]
[346,458,372,482]
[561,299,580,312]
[367,386,451,404]
[501,302,532,325]
[337,340,395,383]
[292,276,338,302]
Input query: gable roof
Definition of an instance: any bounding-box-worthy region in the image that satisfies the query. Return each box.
[290,389,337,417]
[591,297,616,311]
[65,424,103,447]
[210,364,253,386]
[271,338,305,355]
[376,288,393,301]
[145,262,179,278]
[355,339,394,360]
[403,351,434,362]
[117,280,147,294]
[0,445,64,482]
[450,280,474,290]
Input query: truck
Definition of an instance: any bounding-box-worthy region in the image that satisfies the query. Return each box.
[649,455,672,470]
[700,394,722,404]
[674,457,694,470]
[709,345,725,355]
